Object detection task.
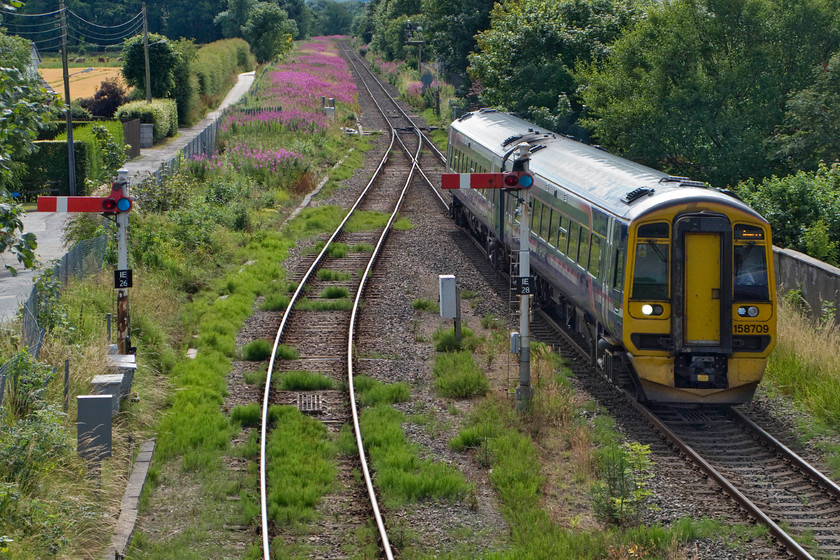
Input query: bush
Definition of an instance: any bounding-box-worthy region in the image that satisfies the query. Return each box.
[17,141,94,197]
[79,78,127,118]
[115,99,178,142]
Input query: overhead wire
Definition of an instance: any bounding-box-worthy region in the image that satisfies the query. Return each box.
[66,8,142,29]
[67,20,143,43]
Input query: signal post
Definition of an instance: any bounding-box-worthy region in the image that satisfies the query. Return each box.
[38,169,134,354]
[442,144,534,409]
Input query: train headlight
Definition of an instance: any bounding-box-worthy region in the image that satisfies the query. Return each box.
[737,306,760,317]
[641,304,664,316]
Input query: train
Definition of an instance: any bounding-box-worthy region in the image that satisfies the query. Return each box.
[446,109,776,404]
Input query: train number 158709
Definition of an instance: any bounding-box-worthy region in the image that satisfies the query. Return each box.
[733,323,769,334]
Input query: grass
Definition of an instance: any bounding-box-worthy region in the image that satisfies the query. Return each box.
[260,293,290,311]
[242,339,272,361]
[264,405,338,527]
[412,297,439,313]
[432,350,489,399]
[321,286,351,299]
[762,298,840,475]
[433,325,481,352]
[317,269,352,281]
[295,298,354,311]
[276,370,335,391]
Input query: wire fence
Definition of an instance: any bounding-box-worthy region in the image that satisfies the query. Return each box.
[21,235,108,356]
[141,119,221,186]
[1,235,107,407]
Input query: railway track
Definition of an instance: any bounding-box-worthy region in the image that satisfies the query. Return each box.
[256,42,449,559]
[529,305,840,558]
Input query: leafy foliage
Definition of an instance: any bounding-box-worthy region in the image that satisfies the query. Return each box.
[78,78,127,118]
[578,0,840,186]
[242,3,298,64]
[774,51,840,172]
[469,0,638,136]
[121,33,180,99]
[737,163,840,264]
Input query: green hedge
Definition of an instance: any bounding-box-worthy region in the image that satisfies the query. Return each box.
[17,141,95,198]
[115,99,178,143]
[195,38,255,98]
[54,120,125,146]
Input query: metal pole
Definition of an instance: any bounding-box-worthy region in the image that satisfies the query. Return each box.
[515,144,532,410]
[60,0,76,196]
[106,313,112,342]
[63,359,70,413]
[454,288,462,345]
[142,3,151,103]
[116,169,131,354]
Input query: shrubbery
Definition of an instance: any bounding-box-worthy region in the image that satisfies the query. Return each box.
[737,163,840,265]
[115,99,178,143]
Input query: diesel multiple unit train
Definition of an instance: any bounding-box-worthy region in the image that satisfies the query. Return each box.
[446,109,776,404]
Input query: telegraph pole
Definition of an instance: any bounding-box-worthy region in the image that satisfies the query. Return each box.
[142,3,151,103]
[59,0,76,196]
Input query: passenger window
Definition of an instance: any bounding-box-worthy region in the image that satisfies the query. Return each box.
[539,208,552,241]
[568,223,580,262]
[548,210,559,247]
[588,235,602,277]
[557,217,569,254]
[734,244,770,301]
[613,248,625,290]
[579,230,590,270]
[531,201,542,231]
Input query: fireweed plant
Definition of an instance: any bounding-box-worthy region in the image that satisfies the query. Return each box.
[190,36,360,197]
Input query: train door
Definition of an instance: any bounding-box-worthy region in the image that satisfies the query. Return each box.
[684,233,721,345]
[672,214,732,387]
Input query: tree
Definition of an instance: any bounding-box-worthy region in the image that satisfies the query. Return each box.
[277,0,314,39]
[242,3,297,63]
[577,0,840,187]
[79,78,127,118]
[215,0,258,38]
[367,0,421,62]
[121,33,180,99]
[310,0,364,36]
[420,0,495,87]
[773,52,840,172]
[0,32,52,273]
[468,0,639,136]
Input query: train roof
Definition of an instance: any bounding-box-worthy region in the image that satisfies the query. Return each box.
[450,110,763,222]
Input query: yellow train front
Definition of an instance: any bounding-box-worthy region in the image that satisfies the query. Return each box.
[446,109,777,404]
[619,196,776,403]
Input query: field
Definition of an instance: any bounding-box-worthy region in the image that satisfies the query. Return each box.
[39,67,126,100]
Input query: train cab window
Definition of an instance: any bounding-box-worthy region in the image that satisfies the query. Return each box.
[631,222,670,300]
[734,244,770,301]
[579,230,590,270]
[557,217,569,254]
[548,210,559,247]
[588,235,602,277]
[568,223,581,262]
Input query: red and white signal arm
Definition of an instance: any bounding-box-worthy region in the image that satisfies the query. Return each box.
[442,172,533,190]
[37,182,132,214]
